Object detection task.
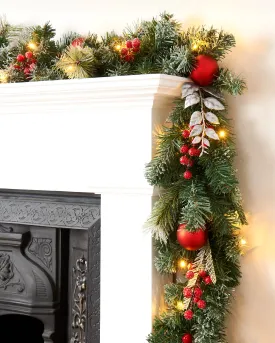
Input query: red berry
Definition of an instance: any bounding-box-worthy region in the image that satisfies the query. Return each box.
[193,297,200,303]
[126,40,132,48]
[121,47,128,56]
[182,333,192,343]
[180,156,190,165]
[132,46,140,53]
[72,37,85,47]
[183,287,193,298]
[13,65,21,70]
[188,147,199,157]
[132,38,141,49]
[186,271,194,279]
[25,51,33,59]
[197,299,206,309]
[183,170,192,180]
[187,159,194,167]
[199,270,207,278]
[180,145,189,154]
[194,287,203,298]
[184,309,193,320]
[124,53,134,62]
[182,130,190,138]
[24,67,31,75]
[16,54,25,62]
[31,58,37,64]
[204,276,212,285]
[29,63,36,71]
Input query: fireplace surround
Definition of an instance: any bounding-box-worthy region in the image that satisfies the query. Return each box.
[0,190,100,343]
[0,74,185,343]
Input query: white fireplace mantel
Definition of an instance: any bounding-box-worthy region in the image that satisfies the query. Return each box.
[0,74,185,343]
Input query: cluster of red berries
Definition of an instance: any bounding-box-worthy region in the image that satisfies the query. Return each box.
[120,38,141,62]
[180,129,201,180]
[71,37,85,47]
[14,52,37,76]
[181,268,213,343]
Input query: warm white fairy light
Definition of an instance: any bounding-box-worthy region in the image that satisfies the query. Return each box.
[28,41,38,50]
[176,301,184,311]
[0,70,8,83]
[178,259,187,269]
[219,129,226,139]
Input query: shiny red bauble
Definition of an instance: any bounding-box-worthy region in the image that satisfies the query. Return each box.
[126,40,132,48]
[182,333,192,343]
[180,156,190,165]
[177,224,207,251]
[188,147,200,157]
[121,47,128,56]
[190,55,219,86]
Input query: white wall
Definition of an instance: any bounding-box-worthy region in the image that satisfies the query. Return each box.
[2,1,275,341]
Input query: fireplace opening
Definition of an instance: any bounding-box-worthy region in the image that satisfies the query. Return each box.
[0,314,44,343]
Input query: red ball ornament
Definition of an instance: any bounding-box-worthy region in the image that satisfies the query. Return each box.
[197,299,206,309]
[180,156,190,165]
[183,287,193,298]
[177,224,207,251]
[71,37,85,47]
[132,38,141,49]
[182,333,192,343]
[25,51,33,59]
[199,270,207,278]
[16,54,25,62]
[194,287,203,298]
[186,270,194,279]
[184,309,193,320]
[126,40,132,48]
[204,276,212,285]
[183,170,192,180]
[190,55,219,86]
[180,145,189,154]
[121,47,128,56]
[193,297,200,303]
[182,130,190,138]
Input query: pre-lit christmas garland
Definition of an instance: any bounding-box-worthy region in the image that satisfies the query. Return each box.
[0,13,247,343]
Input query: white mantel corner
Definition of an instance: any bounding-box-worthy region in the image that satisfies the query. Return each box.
[0,74,185,343]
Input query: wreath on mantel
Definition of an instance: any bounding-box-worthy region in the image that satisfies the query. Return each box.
[0,13,247,343]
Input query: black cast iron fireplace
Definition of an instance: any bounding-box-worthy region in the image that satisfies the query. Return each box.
[0,190,100,343]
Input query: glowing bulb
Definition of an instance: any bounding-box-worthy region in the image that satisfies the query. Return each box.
[28,42,37,50]
[176,301,184,311]
[240,238,247,246]
[66,64,76,73]
[115,44,121,51]
[219,130,226,138]
[191,42,199,51]
[178,259,187,269]
[0,70,8,83]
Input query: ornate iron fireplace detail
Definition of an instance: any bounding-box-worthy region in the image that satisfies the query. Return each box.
[0,190,100,343]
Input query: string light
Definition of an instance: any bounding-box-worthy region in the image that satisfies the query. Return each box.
[218,130,226,139]
[0,70,8,83]
[176,301,184,311]
[115,44,121,51]
[240,238,247,246]
[191,42,199,51]
[66,64,76,72]
[178,259,187,269]
[28,41,37,50]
